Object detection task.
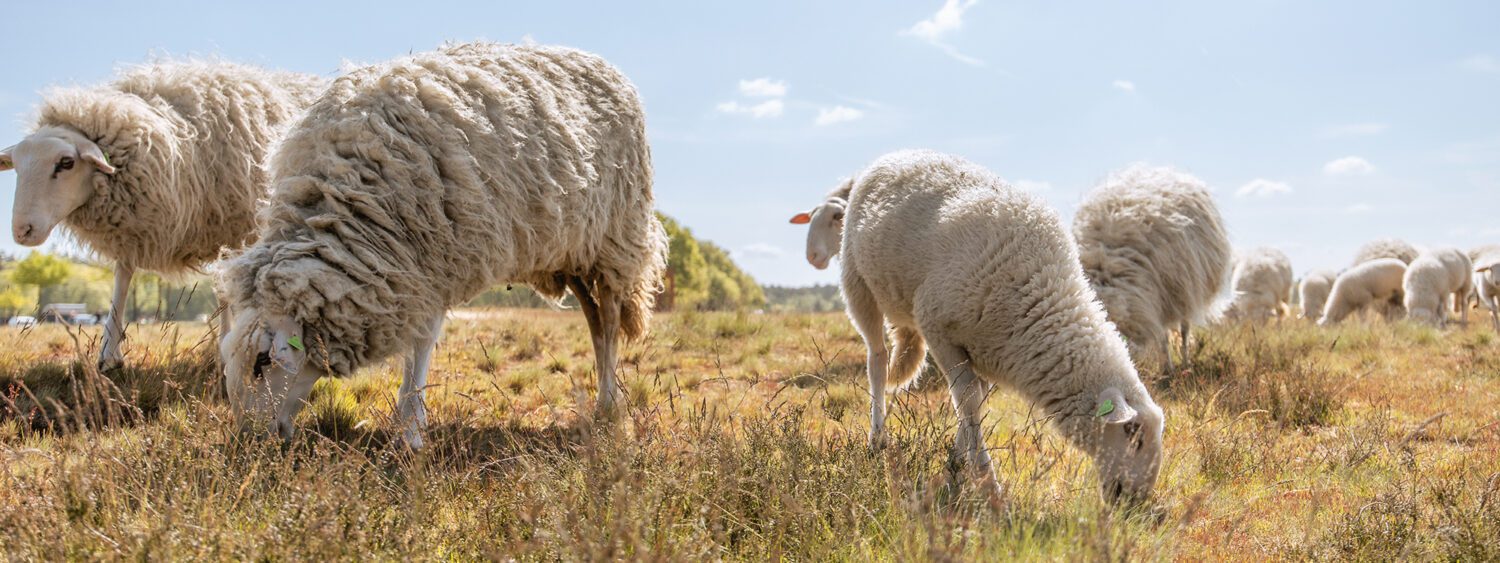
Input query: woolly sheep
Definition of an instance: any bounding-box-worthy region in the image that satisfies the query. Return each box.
[1073,165,1232,372]
[830,150,1164,505]
[1472,244,1500,332]
[1318,258,1407,325]
[216,43,668,447]
[1352,238,1419,266]
[1403,248,1472,327]
[1222,247,1294,321]
[1298,270,1338,320]
[0,61,322,370]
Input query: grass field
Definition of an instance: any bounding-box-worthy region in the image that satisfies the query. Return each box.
[0,309,1497,560]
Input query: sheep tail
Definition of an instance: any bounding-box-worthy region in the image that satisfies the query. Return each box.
[887,325,927,390]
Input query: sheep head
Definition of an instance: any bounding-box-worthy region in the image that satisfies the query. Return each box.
[1,127,115,246]
[1059,385,1165,506]
[220,306,317,441]
[790,196,845,270]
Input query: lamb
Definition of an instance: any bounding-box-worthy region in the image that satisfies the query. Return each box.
[1472,244,1500,332]
[1298,270,1338,320]
[0,60,323,370]
[1318,258,1407,325]
[1222,247,1294,321]
[1352,238,1419,266]
[216,42,668,447]
[1073,164,1232,372]
[1402,248,1472,327]
[831,150,1164,505]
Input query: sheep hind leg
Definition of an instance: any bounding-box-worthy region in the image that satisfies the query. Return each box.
[842,273,890,450]
[1179,321,1191,369]
[397,313,445,450]
[98,263,134,372]
[569,276,624,421]
[927,337,1000,502]
[1490,296,1500,333]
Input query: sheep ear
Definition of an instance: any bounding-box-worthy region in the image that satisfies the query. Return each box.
[1095,387,1139,425]
[268,322,305,375]
[76,140,115,175]
[789,212,812,225]
[0,145,13,172]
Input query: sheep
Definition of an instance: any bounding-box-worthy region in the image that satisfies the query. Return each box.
[830,149,1164,505]
[1472,244,1500,332]
[215,42,668,447]
[1073,164,1232,372]
[0,60,323,370]
[1318,258,1407,325]
[1352,238,1419,266]
[1298,270,1338,320]
[788,178,852,270]
[1402,248,1472,327]
[1222,247,1294,321]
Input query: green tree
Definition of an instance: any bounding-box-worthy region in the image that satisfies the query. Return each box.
[10,251,72,306]
[660,214,709,309]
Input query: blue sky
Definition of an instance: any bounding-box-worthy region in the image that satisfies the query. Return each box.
[1,0,1496,286]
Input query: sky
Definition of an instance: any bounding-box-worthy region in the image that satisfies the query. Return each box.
[0,0,1496,287]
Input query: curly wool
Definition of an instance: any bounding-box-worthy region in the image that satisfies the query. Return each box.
[1402,248,1472,326]
[35,60,322,272]
[1352,238,1419,266]
[1298,269,1338,320]
[1224,247,1294,320]
[1073,165,1232,352]
[218,42,667,376]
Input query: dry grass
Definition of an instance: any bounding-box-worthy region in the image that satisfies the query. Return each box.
[0,310,1496,560]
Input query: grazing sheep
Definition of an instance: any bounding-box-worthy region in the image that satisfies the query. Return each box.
[788,178,852,270]
[1073,165,1232,372]
[1298,270,1338,320]
[1403,248,1473,327]
[835,150,1164,504]
[216,42,668,447]
[1223,247,1294,321]
[0,60,322,370]
[1319,258,1407,325]
[1472,244,1500,332]
[1352,238,1419,266]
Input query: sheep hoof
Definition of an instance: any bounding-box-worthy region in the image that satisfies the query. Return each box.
[97,358,123,373]
[868,431,888,451]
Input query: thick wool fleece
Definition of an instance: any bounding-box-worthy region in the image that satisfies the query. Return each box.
[1320,258,1408,324]
[219,42,667,376]
[1298,270,1338,320]
[1352,238,1419,266]
[36,61,322,272]
[1402,248,1472,324]
[1225,247,1294,319]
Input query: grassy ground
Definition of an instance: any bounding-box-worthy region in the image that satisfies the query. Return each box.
[0,309,1496,560]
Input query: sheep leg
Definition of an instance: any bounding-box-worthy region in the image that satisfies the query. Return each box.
[1160,337,1175,375]
[1490,296,1500,333]
[397,313,445,449]
[927,338,1000,498]
[569,276,623,419]
[98,263,134,372]
[842,274,889,450]
[1178,321,1191,368]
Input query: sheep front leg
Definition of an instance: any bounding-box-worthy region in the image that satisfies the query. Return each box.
[1178,321,1191,368]
[842,274,889,450]
[927,338,1000,499]
[570,276,623,420]
[398,313,445,449]
[1489,296,1500,333]
[99,263,134,372]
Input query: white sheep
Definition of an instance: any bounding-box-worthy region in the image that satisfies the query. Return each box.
[1472,244,1500,332]
[0,60,322,370]
[1297,270,1338,320]
[1403,248,1472,327]
[1222,247,1294,321]
[1352,238,1419,266]
[1073,164,1232,372]
[1318,258,1407,325]
[216,42,668,447]
[788,178,852,270]
[830,149,1164,504]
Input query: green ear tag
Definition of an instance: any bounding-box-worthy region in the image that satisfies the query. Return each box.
[1096,399,1115,418]
[287,335,304,351]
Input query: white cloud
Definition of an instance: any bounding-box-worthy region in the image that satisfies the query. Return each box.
[1323,123,1388,138]
[1323,156,1375,176]
[738,243,786,260]
[738,78,787,98]
[1345,202,1374,215]
[814,105,864,126]
[1458,54,1500,73]
[902,0,984,66]
[1012,179,1052,193]
[1235,179,1293,198]
[716,99,784,119]
[1111,80,1136,93]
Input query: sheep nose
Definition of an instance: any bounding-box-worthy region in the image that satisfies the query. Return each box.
[13,224,34,245]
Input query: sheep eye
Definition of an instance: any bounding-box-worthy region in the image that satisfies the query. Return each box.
[252,351,271,380]
[54,157,74,173]
[832,210,845,222]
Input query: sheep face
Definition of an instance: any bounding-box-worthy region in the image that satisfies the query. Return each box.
[1,127,115,246]
[1062,386,1165,506]
[790,197,845,270]
[220,307,316,441]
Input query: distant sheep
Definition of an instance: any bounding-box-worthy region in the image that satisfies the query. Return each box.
[1403,248,1472,327]
[1473,244,1500,332]
[0,61,322,370]
[1223,247,1294,321]
[1298,270,1338,320]
[1352,238,1419,266]
[217,43,667,447]
[1319,258,1407,325]
[1074,165,1232,371]
[830,149,1164,505]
